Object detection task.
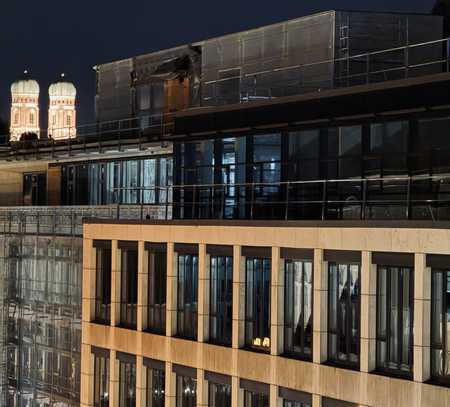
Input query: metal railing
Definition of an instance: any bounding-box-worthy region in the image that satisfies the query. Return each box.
[203,37,450,105]
[113,173,450,222]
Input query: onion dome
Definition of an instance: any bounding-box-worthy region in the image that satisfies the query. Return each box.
[48,73,76,98]
[11,70,40,96]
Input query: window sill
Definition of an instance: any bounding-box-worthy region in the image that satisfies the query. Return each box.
[371,368,413,381]
[280,352,313,363]
[92,319,111,326]
[323,360,360,372]
[207,339,232,348]
[242,345,271,355]
[144,328,166,336]
[425,377,450,388]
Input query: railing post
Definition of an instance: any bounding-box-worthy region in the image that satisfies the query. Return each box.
[192,185,197,220]
[361,179,367,221]
[406,177,411,220]
[284,182,290,221]
[321,180,327,221]
[250,183,255,220]
[405,44,409,79]
[366,54,370,84]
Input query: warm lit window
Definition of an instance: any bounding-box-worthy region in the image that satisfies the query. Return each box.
[241,380,269,407]
[92,347,109,407]
[67,114,72,126]
[175,366,197,407]
[29,112,34,125]
[118,352,136,407]
[245,252,271,352]
[53,115,56,126]
[206,372,231,407]
[14,112,19,125]
[145,359,165,407]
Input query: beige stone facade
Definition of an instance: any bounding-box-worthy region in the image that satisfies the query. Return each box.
[81,222,450,407]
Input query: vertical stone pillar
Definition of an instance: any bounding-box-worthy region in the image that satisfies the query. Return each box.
[166,243,178,337]
[137,240,148,332]
[232,245,245,349]
[82,238,95,324]
[198,244,210,343]
[80,344,94,407]
[136,355,145,407]
[360,251,376,373]
[413,252,431,382]
[231,375,243,407]
[271,247,284,356]
[270,383,282,407]
[197,368,208,406]
[312,394,322,407]
[110,350,119,407]
[313,249,327,364]
[165,361,176,407]
[111,240,120,327]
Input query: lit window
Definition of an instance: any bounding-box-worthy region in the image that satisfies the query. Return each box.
[175,367,197,407]
[145,359,165,407]
[14,112,19,125]
[67,114,71,126]
[92,347,109,407]
[29,113,34,125]
[53,115,56,126]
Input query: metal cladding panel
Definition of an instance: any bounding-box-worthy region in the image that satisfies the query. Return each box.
[201,11,336,105]
[95,58,134,122]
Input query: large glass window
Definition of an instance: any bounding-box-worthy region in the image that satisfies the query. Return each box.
[245,257,271,352]
[328,263,360,368]
[209,255,233,346]
[376,266,413,377]
[431,269,450,385]
[177,253,198,339]
[93,348,109,407]
[322,397,357,407]
[145,360,165,407]
[120,243,138,329]
[118,354,136,407]
[94,242,111,324]
[147,245,167,334]
[284,259,313,359]
[176,373,197,407]
[207,375,231,407]
[243,390,269,407]
[279,387,312,407]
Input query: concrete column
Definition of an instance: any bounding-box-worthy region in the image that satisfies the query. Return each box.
[137,240,148,332]
[80,344,94,407]
[271,246,284,356]
[110,350,119,407]
[312,394,322,407]
[413,252,431,382]
[232,245,245,349]
[165,361,176,407]
[360,251,376,373]
[313,248,328,364]
[136,355,145,407]
[198,244,210,343]
[82,238,95,324]
[231,375,243,407]
[166,243,178,337]
[111,240,120,327]
[197,368,208,406]
[270,383,282,407]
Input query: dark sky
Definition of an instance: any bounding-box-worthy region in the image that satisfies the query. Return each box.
[0,0,436,126]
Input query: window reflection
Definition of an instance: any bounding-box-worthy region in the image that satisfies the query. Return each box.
[176,375,197,407]
[120,245,138,329]
[328,263,360,368]
[243,390,269,407]
[208,381,231,407]
[95,244,111,324]
[119,356,136,407]
[93,350,109,407]
[148,248,167,334]
[177,254,198,339]
[146,364,165,407]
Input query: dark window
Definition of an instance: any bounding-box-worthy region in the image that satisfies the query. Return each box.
[95,245,111,324]
[283,400,311,407]
[209,256,233,346]
[245,257,271,352]
[146,364,165,407]
[322,397,357,407]
[148,249,167,334]
[93,350,109,407]
[279,387,312,406]
[328,263,360,368]
[119,356,136,407]
[177,254,198,339]
[431,269,450,385]
[284,259,313,359]
[176,374,197,407]
[243,390,269,407]
[208,381,231,407]
[376,266,413,377]
[23,173,47,206]
[120,246,138,329]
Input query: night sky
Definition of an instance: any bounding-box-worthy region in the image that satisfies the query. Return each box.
[0,0,437,127]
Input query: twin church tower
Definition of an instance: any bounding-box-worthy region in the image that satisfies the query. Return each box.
[10,71,77,141]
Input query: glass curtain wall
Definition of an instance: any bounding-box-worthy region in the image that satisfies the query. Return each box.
[177,253,199,339]
[120,243,138,329]
[94,242,111,324]
[209,255,233,346]
[118,354,136,407]
[376,266,413,377]
[147,246,167,334]
[245,257,271,351]
[431,269,450,384]
[328,263,360,368]
[284,259,313,359]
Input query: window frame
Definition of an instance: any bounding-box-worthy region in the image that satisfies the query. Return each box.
[119,243,139,330]
[147,246,167,335]
[94,242,111,325]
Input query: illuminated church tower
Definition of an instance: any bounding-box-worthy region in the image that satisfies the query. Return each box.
[10,71,40,141]
[48,74,77,140]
